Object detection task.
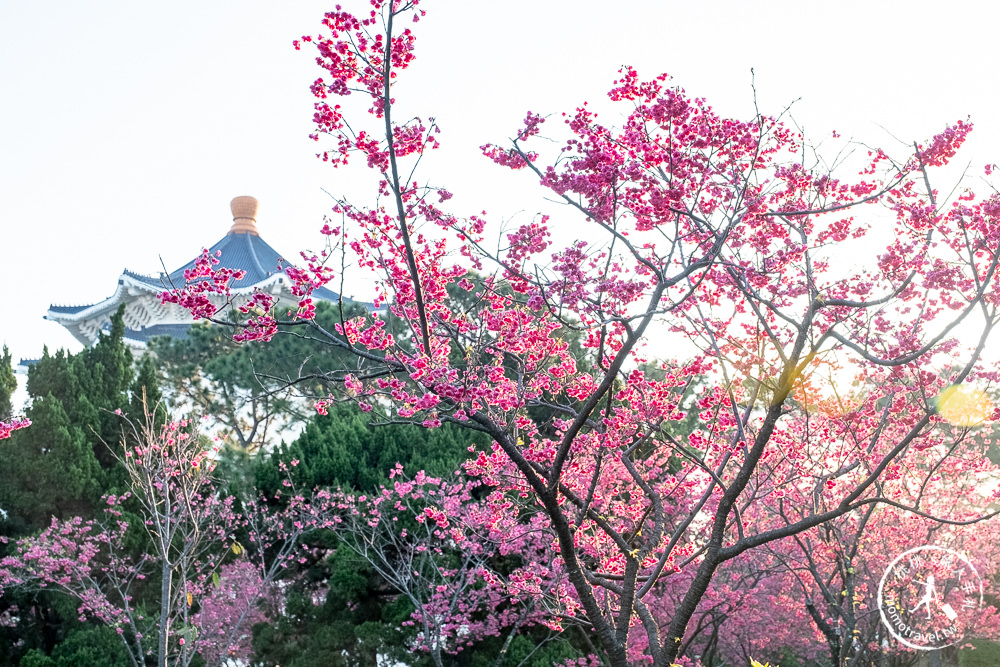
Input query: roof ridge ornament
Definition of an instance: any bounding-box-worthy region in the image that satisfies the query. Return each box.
[229,196,259,236]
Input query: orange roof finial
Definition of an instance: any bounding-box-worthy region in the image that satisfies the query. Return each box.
[230,196,260,235]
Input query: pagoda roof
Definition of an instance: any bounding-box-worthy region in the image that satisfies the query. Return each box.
[48,231,343,317]
[116,230,342,302]
[123,323,194,343]
[48,303,93,315]
[126,231,293,291]
[46,196,357,348]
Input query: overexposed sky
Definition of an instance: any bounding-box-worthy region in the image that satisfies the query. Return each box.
[2,0,999,366]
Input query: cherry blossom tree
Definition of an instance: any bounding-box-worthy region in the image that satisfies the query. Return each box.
[648,554,820,666]
[193,560,278,667]
[726,366,1000,665]
[773,508,1000,667]
[327,465,578,667]
[0,405,316,667]
[162,1,1000,664]
[632,369,1000,664]
[0,346,28,438]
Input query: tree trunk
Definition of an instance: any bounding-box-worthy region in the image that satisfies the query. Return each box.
[159,560,171,667]
[926,646,959,667]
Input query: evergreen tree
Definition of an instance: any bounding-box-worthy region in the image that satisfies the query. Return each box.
[18,626,130,667]
[0,306,138,537]
[149,300,368,452]
[256,401,489,496]
[252,402,592,666]
[0,345,16,421]
[0,306,145,666]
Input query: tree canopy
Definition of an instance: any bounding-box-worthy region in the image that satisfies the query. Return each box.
[159,2,1000,665]
[9,2,1000,665]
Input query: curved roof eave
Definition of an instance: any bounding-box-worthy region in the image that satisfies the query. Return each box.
[45,280,132,324]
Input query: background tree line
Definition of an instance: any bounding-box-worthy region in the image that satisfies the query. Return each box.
[0,303,610,667]
[4,300,1000,666]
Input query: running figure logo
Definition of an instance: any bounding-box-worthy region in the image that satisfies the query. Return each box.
[878,546,982,650]
[910,574,948,620]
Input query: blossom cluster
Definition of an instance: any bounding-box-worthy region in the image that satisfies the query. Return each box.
[0,418,29,440]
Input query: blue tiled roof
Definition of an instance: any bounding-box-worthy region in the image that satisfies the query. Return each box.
[48,304,94,314]
[313,284,342,301]
[16,358,38,374]
[44,228,372,352]
[124,324,193,343]
[171,232,293,287]
[124,232,344,301]
[121,268,165,289]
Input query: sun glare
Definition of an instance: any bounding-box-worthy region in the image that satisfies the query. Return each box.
[936,384,993,427]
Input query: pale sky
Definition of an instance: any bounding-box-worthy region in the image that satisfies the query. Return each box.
[2,0,999,368]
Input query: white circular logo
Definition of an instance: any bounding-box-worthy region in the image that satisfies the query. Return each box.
[878,545,983,649]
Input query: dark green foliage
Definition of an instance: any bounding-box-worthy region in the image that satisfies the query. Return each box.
[129,355,164,426]
[0,346,16,421]
[251,399,592,667]
[256,400,489,496]
[48,626,131,667]
[252,402,467,665]
[15,651,54,667]
[148,300,369,452]
[13,626,130,667]
[960,640,1000,667]
[0,599,135,667]
[0,391,102,533]
[0,307,140,538]
[459,630,584,667]
[0,598,59,667]
[0,307,150,667]
[253,548,408,667]
[252,544,593,667]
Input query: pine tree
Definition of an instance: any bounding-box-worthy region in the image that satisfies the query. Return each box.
[256,400,489,496]
[0,346,16,421]
[149,300,368,452]
[0,307,147,665]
